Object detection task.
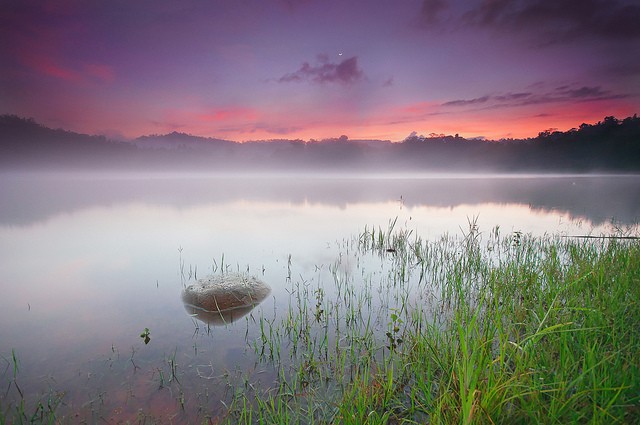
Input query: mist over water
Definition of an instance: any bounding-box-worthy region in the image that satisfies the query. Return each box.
[0,171,638,420]
[2,171,638,226]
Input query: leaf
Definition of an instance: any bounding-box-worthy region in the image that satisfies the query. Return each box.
[140,327,151,344]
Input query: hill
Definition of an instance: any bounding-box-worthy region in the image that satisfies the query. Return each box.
[1,114,639,172]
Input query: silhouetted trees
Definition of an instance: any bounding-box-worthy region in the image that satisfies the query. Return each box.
[1,114,639,172]
[514,115,640,171]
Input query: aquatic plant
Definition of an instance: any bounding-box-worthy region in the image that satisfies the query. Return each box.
[225,222,640,424]
[140,327,151,345]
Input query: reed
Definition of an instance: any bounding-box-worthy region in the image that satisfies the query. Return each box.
[229,222,640,424]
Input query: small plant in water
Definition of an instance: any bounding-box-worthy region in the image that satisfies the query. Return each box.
[314,288,324,322]
[140,327,151,344]
[385,310,403,352]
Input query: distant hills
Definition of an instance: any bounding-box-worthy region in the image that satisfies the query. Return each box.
[1,114,639,172]
[133,131,235,151]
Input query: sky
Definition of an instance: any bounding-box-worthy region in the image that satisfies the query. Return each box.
[2,0,639,141]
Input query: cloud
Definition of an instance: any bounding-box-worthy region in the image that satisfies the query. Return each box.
[278,0,312,12]
[279,55,364,85]
[196,107,258,123]
[441,85,627,109]
[19,52,115,84]
[442,95,490,107]
[538,85,626,103]
[2,3,116,85]
[20,52,83,82]
[462,0,640,43]
[556,86,608,99]
[606,61,640,78]
[83,63,115,83]
[493,92,532,102]
[420,0,448,25]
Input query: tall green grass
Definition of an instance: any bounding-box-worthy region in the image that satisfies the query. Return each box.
[229,223,640,424]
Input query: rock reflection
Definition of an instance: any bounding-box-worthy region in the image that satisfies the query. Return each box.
[181,274,271,326]
[184,303,258,326]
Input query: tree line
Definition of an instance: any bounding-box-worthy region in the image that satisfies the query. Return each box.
[1,114,639,172]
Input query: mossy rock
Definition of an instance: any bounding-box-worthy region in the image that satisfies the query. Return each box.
[182,274,271,325]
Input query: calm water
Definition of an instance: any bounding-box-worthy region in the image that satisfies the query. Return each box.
[0,172,638,421]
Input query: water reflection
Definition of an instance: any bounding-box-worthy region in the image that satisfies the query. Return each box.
[184,304,259,326]
[1,173,639,226]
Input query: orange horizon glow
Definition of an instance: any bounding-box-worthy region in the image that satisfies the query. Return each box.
[40,99,637,143]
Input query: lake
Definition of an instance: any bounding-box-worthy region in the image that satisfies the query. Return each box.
[0,172,638,422]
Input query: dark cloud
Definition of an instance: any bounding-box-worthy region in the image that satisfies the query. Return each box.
[464,0,510,27]
[606,61,640,78]
[442,95,490,107]
[493,92,532,102]
[537,85,627,104]
[558,86,608,99]
[463,0,640,43]
[278,0,313,12]
[442,85,626,109]
[421,0,448,25]
[279,55,364,85]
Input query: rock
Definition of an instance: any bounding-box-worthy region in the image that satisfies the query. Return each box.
[182,274,271,326]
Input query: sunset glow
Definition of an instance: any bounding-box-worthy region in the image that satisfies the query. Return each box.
[2,0,639,141]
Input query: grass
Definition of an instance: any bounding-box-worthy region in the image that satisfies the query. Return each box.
[0,349,64,424]
[1,221,639,423]
[226,221,640,424]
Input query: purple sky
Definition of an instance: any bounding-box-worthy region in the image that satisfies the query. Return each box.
[2,0,639,141]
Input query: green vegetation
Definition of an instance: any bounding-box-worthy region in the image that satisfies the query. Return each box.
[0,349,63,424]
[224,222,640,424]
[1,222,639,423]
[140,327,151,345]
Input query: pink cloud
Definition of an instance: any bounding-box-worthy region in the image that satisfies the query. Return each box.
[18,49,115,85]
[399,101,439,115]
[197,107,258,123]
[83,63,115,83]
[20,52,82,83]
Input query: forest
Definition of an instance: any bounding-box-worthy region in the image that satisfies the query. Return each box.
[1,114,639,172]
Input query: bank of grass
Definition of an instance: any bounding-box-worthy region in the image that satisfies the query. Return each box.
[228,224,640,424]
[389,238,639,424]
